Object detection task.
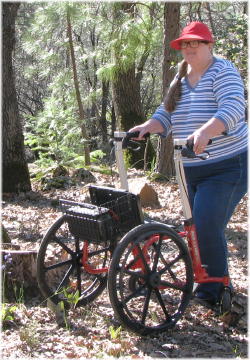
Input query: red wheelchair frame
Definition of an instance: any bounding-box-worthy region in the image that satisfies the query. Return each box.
[36,132,232,336]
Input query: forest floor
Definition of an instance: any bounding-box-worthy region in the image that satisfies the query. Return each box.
[1,168,248,359]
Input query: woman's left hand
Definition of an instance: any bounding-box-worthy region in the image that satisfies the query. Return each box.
[187,130,210,155]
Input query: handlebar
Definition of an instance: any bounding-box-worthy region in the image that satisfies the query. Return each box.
[121,131,150,150]
[113,131,212,160]
[178,139,212,160]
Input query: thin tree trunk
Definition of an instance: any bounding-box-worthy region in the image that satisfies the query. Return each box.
[156,2,180,178]
[100,80,109,143]
[66,8,90,165]
[2,2,31,193]
[111,104,116,136]
[205,2,216,36]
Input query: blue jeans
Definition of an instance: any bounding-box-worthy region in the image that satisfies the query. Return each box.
[184,151,247,300]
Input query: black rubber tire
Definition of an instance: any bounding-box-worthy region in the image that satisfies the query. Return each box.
[219,287,232,315]
[37,215,110,307]
[107,223,194,335]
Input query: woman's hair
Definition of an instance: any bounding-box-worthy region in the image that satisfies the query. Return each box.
[164,60,188,112]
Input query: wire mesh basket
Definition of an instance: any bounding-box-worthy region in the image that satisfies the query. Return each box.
[60,186,143,244]
[60,200,114,243]
[89,185,144,233]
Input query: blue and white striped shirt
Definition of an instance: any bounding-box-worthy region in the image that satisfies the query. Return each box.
[151,56,248,166]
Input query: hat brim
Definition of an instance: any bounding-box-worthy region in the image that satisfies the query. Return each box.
[170,35,214,50]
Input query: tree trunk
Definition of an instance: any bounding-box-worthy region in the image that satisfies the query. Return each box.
[66,7,90,165]
[111,2,154,169]
[111,104,116,136]
[156,2,180,178]
[100,80,109,143]
[205,2,216,36]
[2,3,31,193]
[112,64,144,130]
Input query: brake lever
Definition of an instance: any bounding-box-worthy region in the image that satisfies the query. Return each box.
[196,152,210,160]
[125,140,141,152]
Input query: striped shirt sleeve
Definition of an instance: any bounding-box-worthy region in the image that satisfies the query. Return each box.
[213,65,246,133]
[151,103,172,137]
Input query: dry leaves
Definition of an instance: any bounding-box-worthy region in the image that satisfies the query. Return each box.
[1,170,248,359]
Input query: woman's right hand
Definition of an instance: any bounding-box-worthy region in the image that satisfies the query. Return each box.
[128,125,149,140]
[128,118,163,139]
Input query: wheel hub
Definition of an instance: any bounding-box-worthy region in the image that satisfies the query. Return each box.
[148,272,161,288]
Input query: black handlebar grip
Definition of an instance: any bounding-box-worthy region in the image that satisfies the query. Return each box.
[183,138,212,160]
[186,138,212,150]
[122,131,150,149]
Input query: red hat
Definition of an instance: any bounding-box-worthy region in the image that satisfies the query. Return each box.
[170,22,214,50]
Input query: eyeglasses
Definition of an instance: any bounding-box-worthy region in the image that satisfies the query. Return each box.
[180,40,209,49]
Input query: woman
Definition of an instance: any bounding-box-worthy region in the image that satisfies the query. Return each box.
[129,22,248,306]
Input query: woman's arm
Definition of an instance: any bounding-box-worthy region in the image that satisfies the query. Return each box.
[189,63,245,154]
[129,103,172,139]
[129,118,164,139]
[187,117,226,154]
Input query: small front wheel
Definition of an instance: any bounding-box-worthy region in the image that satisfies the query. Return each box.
[108,223,194,335]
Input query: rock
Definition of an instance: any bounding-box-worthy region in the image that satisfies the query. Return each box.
[52,165,69,178]
[72,168,96,183]
[129,181,160,207]
[41,176,75,190]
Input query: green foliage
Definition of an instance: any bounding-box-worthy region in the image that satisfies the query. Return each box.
[97,2,162,83]
[214,14,247,81]
[62,288,80,309]
[65,155,85,168]
[89,149,106,163]
[87,165,113,176]
[24,78,83,166]
[1,304,17,324]
[109,325,122,340]
[13,283,24,304]
[17,2,248,174]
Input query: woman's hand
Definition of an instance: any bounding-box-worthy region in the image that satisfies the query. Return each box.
[187,117,226,154]
[128,125,149,140]
[187,130,211,154]
[129,118,164,139]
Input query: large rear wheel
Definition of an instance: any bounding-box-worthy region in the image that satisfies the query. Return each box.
[37,215,111,308]
[108,223,194,335]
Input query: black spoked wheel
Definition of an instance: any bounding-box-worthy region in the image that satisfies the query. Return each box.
[37,215,111,308]
[108,223,194,335]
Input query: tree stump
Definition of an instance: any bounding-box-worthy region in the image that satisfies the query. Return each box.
[1,247,40,302]
[1,224,11,243]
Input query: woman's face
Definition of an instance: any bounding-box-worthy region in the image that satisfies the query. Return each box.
[180,40,212,66]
